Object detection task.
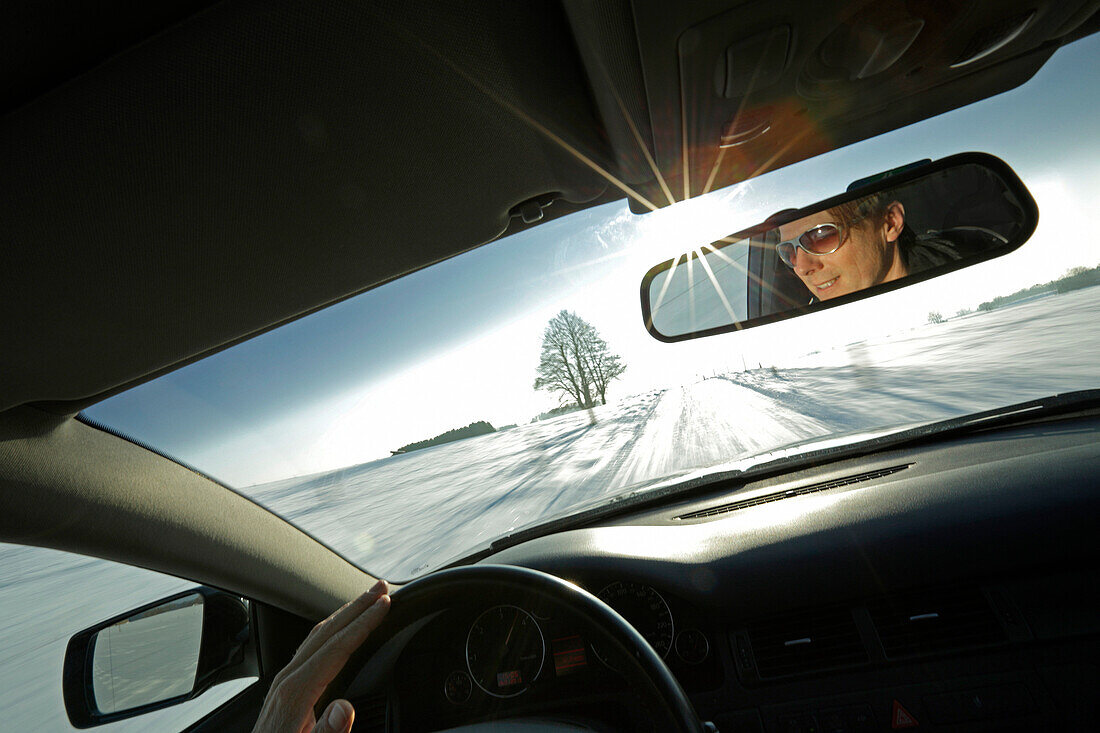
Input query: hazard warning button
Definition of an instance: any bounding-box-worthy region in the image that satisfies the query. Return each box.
[891,700,919,729]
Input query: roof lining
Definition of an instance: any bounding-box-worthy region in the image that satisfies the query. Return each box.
[0,0,614,414]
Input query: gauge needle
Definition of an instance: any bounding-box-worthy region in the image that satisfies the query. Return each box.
[504,613,519,646]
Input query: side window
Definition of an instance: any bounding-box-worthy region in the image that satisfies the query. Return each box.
[0,542,257,731]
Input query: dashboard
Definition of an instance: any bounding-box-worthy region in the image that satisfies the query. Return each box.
[352,415,1100,732]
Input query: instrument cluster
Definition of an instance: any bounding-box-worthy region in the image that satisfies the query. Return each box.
[430,580,713,706]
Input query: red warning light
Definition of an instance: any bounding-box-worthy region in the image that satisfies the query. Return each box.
[891,699,919,729]
[496,670,522,688]
[552,635,588,676]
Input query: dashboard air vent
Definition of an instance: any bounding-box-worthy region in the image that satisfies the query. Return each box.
[675,464,911,521]
[745,606,868,679]
[352,693,389,732]
[869,587,1006,659]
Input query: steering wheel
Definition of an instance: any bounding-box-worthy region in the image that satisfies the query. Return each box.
[317,564,705,732]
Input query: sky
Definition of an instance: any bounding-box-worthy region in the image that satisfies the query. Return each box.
[84,34,1100,487]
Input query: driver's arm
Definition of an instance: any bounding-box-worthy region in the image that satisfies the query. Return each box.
[252,580,391,733]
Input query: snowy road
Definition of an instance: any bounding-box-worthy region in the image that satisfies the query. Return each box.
[2,285,1098,731]
[244,373,841,580]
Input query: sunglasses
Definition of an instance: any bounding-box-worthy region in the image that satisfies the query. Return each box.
[775,223,846,268]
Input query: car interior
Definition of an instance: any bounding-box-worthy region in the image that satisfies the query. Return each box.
[3,1,1099,732]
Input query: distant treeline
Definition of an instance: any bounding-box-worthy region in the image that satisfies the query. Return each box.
[394,421,496,454]
[978,265,1100,312]
[531,404,586,422]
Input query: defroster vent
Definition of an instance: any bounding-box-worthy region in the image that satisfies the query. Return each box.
[675,464,911,521]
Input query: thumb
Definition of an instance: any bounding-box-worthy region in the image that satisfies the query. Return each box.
[312,699,354,733]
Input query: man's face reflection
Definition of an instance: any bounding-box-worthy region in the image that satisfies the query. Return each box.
[778,201,908,300]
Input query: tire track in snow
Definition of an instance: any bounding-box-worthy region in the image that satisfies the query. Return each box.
[536,390,665,514]
[612,379,834,488]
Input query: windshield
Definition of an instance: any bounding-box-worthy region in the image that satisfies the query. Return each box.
[84,35,1100,580]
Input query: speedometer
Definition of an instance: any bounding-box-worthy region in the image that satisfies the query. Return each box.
[597,581,674,658]
[465,605,545,698]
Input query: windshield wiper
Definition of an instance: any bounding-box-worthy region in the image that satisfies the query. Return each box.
[456,389,1100,563]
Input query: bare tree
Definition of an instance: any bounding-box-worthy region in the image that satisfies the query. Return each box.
[534,310,625,408]
[585,333,626,405]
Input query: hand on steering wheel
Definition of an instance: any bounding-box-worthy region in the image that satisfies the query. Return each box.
[252,580,391,733]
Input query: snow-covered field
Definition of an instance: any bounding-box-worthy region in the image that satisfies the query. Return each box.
[247,286,1100,582]
[2,285,1098,731]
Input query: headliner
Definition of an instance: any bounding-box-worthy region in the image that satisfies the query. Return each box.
[3,0,1096,415]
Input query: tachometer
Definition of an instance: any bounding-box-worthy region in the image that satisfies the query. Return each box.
[597,581,674,658]
[465,605,545,697]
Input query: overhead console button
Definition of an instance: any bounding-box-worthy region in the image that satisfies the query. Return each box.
[721,26,790,98]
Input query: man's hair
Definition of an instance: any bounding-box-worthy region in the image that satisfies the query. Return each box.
[830,192,888,232]
[830,191,915,249]
[766,191,915,249]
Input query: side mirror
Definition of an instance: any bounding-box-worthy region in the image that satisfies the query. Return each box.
[640,152,1039,341]
[62,587,258,728]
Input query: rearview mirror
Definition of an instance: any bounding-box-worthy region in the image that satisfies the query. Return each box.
[640,153,1038,341]
[63,587,257,728]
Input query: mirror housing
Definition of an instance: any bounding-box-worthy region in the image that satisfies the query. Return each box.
[62,587,258,728]
[640,152,1038,341]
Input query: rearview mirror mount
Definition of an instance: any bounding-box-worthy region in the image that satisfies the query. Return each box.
[640,152,1038,341]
